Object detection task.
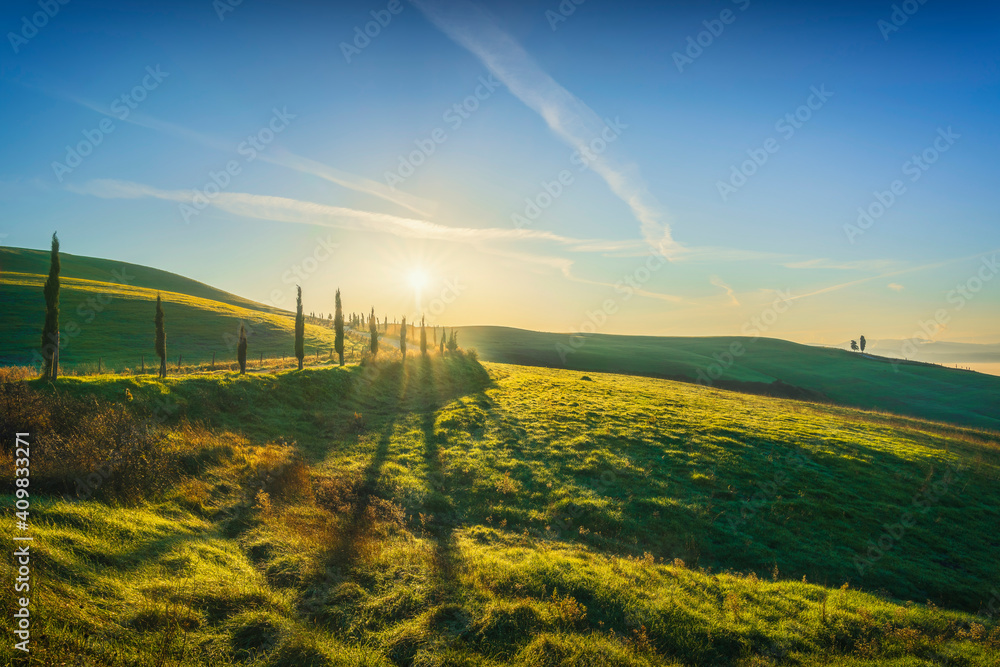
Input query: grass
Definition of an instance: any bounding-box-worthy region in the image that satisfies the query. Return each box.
[5,246,998,430]
[458,326,1000,430]
[0,247,372,372]
[1,355,998,665]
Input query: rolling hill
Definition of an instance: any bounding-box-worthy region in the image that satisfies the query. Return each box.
[0,247,366,371]
[2,246,998,429]
[2,246,998,664]
[457,326,1000,431]
[2,357,998,665]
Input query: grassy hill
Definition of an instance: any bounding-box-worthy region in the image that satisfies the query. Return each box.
[1,358,998,665]
[4,246,997,429]
[458,326,1000,430]
[0,247,367,371]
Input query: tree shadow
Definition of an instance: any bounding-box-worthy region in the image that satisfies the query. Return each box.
[420,405,461,601]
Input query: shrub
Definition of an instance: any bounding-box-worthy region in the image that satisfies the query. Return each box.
[0,381,180,503]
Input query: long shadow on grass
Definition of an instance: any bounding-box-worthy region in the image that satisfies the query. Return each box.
[325,417,395,572]
[323,355,489,569]
[405,357,471,656]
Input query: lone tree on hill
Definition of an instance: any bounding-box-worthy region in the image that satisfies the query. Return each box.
[400,315,407,359]
[238,324,247,374]
[859,335,866,353]
[850,340,859,352]
[420,315,427,355]
[295,286,305,370]
[369,307,378,356]
[334,288,345,366]
[40,232,60,381]
[155,294,167,378]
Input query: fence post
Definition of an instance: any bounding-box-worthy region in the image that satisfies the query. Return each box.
[178,355,182,370]
[141,355,144,374]
[259,352,263,368]
[212,352,215,371]
[97,357,102,374]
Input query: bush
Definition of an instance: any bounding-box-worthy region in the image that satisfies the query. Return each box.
[0,380,179,503]
[0,366,39,383]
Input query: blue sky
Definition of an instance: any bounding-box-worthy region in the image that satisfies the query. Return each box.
[1,0,998,349]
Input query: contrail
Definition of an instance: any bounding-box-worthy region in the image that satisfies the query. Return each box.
[411,0,679,255]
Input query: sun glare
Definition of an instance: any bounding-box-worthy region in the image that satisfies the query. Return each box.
[408,269,430,292]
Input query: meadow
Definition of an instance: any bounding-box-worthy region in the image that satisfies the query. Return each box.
[0,247,371,372]
[5,246,998,432]
[458,326,1000,430]
[1,356,998,666]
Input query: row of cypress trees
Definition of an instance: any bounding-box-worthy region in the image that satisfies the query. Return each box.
[38,234,456,380]
[399,315,458,358]
[157,284,456,375]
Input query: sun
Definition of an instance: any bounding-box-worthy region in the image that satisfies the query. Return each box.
[408,269,430,292]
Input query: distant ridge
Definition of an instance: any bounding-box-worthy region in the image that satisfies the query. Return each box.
[457,325,1000,430]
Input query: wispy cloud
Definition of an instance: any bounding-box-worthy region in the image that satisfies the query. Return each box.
[783,258,899,271]
[261,149,436,217]
[710,275,740,306]
[69,178,632,249]
[411,0,678,255]
[784,261,944,303]
[69,177,692,304]
[888,282,904,291]
[56,89,437,216]
[785,249,1000,304]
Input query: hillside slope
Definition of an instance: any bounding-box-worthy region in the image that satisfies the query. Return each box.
[458,326,1000,430]
[2,359,998,665]
[2,246,997,429]
[0,247,360,370]
[0,246,283,313]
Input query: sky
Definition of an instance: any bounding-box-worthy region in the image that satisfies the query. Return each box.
[1,0,998,352]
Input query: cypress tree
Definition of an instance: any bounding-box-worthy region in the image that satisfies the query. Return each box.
[295,286,305,370]
[155,294,167,378]
[369,307,378,356]
[40,232,60,380]
[439,332,445,355]
[334,288,345,366]
[237,324,247,374]
[420,315,427,356]
[447,329,458,353]
[400,316,407,359]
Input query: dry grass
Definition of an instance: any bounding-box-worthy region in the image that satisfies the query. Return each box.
[0,365,38,382]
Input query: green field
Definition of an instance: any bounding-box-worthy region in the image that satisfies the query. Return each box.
[458,326,1000,430]
[0,247,370,372]
[1,357,999,665]
[4,246,998,430]
[2,247,999,665]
